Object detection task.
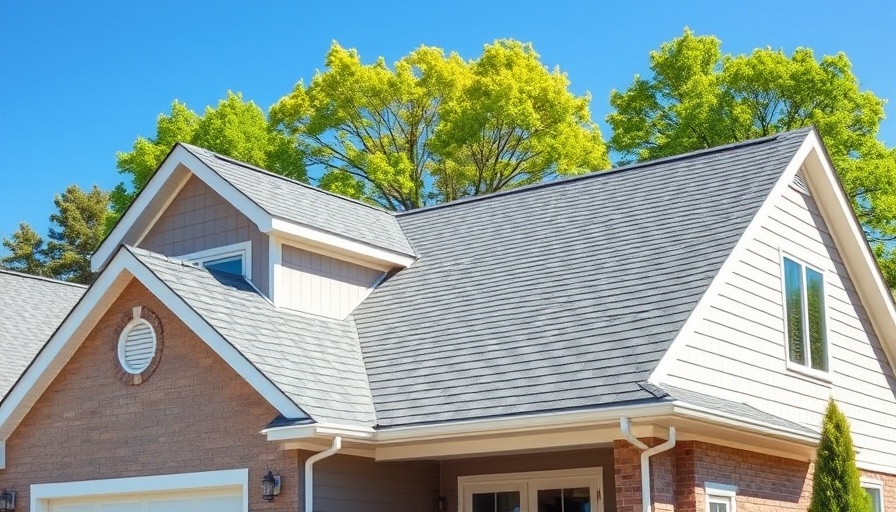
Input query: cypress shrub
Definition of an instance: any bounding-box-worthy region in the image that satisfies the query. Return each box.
[808,399,871,512]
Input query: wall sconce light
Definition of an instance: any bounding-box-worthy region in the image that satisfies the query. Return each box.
[261,471,281,502]
[0,489,15,512]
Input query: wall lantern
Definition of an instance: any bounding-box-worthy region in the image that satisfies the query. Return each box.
[261,471,281,502]
[0,489,15,512]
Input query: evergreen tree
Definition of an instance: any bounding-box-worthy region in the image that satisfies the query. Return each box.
[1,223,48,276]
[808,399,871,512]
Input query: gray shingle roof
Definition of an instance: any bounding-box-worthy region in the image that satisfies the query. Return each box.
[180,144,415,257]
[0,271,85,399]
[129,247,376,426]
[353,129,810,427]
[658,384,817,435]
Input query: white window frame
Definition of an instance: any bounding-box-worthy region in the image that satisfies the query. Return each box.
[458,468,604,512]
[179,241,252,279]
[705,482,737,512]
[31,468,248,512]
[861,477,885,512]
[779,249,832,382]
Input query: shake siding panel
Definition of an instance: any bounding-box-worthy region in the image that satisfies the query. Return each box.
[663,185,896,469]
[139,175,270,295]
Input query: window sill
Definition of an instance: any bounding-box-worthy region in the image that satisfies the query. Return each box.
[786,361,833,385]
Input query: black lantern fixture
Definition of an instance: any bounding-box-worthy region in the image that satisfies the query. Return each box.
[261,471,281,502]
[0,489,15,512]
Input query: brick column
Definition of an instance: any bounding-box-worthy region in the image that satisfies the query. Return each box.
[613,438,678,512]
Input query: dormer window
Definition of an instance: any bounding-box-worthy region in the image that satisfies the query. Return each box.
[180,241,252,279]
[782,255,828,373]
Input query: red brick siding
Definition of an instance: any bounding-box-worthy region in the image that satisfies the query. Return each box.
[0,280,299,512]
[685,442,810,512]
[615,438,896,512]
[614,438,676,512]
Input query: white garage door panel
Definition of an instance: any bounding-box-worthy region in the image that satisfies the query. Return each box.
[50,489,241,512]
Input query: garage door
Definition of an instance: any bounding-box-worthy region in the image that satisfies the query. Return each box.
[49,488,242,512]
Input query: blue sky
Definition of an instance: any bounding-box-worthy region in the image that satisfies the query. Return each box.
[1,0,894,241]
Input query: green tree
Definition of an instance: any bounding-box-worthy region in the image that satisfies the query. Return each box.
[809,399,871,512]
[607,29,896,286]
[1,185,109,284]
[42,185,110,284]
[113,91,305,222]
[1,223,48,276]
[270,40,608,210]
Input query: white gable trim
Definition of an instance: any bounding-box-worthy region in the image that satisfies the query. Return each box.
[1,247,307,451]
[92,145,272,272]
[650,130,896,384]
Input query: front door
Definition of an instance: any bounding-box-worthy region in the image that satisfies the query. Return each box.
[460,468,603,512]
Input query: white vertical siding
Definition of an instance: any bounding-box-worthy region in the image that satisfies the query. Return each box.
[662,184,896,469]
[280,245,383,319]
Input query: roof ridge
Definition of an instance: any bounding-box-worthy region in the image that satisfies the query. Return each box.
[396,127,812,217]
[178,143,398,217]
[0,269,88,288]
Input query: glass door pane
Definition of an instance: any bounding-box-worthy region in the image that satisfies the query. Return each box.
[472,492,521,512]
[536,488,590,512]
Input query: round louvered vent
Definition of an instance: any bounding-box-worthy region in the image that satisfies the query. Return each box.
[118,319,157,374]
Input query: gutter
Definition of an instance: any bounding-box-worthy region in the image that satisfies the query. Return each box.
[621,417,676,512]
[304,436,341,512]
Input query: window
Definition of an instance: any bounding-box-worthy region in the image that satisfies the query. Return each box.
[179,241,251,279]
[782,255,828,372]
[460,469,602,512]
[705,483,736,512]
[862,478,884,512]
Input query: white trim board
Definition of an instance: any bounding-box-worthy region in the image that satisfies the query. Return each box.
[31,468,248,512]
[0,246,307,450]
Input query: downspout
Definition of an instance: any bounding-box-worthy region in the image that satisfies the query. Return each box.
[620,418,677,512]
[304,436,342,512]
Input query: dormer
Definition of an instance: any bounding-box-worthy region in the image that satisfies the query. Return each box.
[92,144,416,318]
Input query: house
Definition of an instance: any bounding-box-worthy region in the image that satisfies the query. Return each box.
[0,127,894,512]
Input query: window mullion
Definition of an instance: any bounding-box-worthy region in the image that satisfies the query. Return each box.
[801,265,812,365]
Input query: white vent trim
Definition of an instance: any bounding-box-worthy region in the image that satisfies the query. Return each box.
[118,318,157,374]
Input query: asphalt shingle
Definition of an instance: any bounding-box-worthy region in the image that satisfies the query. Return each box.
[353,129,810,427]
[0,271,85,399]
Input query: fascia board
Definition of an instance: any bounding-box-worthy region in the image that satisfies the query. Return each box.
[269,218,416,268]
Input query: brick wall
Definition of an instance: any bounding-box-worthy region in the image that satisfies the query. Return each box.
[615,438,896,512]
[614,438,676,512]
[0,279,299,512]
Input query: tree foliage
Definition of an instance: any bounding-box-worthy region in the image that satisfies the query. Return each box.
[808,399,871,512]
[112,91,306,221]
[607,29,896,287]
[1,223,47,277]
[1,185,109,284]
[271,40,608,210]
